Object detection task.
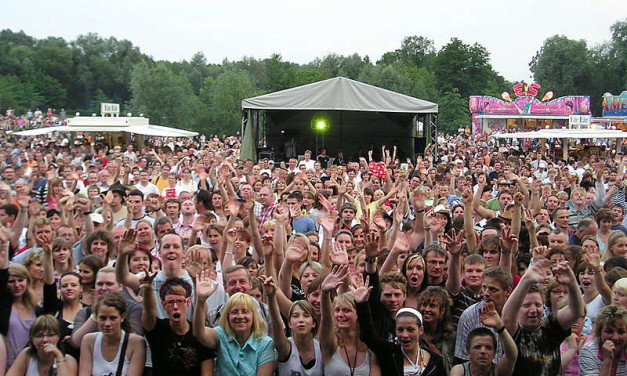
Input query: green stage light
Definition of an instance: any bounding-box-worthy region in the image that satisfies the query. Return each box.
[315,120,327,131]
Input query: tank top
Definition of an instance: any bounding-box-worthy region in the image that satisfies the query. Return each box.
[92,331,130,376]
[7,309,35,367]
[279,337,323,376]
[324,347,371,376]
[26,356,58,376]
[462,362,495,376]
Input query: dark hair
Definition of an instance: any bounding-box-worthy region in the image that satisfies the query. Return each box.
[128,189,144,200]
[466,327,497,352]
[79,255,104,288]
[85,230,114,260]
[0,204,18,218]
[159,278,193,301]
[604,257,627,273]
[196,189,212,210]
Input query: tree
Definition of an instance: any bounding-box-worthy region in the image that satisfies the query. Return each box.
[200,69,257,134]
[438,89,469,134]
[129,61,199,129]
[433,38,495,97]
[530,35,594,97]
[378,36,435,68]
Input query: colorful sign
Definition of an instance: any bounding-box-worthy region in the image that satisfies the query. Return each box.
[469,94,591,135]
[602,91,627,117]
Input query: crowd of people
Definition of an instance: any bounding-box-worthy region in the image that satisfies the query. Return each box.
[0,126,625,376]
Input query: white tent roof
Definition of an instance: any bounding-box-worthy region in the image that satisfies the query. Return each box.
[12,116,198,137]
[492,128,627,139]
[242,77,438,113]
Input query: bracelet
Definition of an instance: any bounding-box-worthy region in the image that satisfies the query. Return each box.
[225,252,234,256]
[496,326,506,334]
[415,208,425,213]
[365,258,376,264]
[55,358,67,364]
[423,227,431,230]
[20,208,28,213]
[500,251,511,255]
[83,211,92,215]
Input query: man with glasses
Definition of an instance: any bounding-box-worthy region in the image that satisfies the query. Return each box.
[142,277,215,376]
[424,245,448,287]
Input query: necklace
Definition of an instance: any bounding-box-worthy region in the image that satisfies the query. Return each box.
[343,346,359,376]
[402,348,425,376]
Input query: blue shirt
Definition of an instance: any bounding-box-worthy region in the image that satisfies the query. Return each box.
[291,216,317,234]
[214,326,275,376]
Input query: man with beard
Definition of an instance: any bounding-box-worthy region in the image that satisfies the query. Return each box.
[142,277,215,376]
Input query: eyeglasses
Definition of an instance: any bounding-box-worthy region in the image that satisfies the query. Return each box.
[164,298,187,306]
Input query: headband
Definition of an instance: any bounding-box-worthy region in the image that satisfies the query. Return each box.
[396,307,423,325]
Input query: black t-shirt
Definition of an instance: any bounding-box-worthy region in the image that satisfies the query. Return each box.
[145,318,215,376]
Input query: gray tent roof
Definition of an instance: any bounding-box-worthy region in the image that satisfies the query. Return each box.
[242,77,438,113]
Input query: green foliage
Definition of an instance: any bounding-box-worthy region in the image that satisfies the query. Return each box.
[1,20,625,134]
[433,38,494,98]
[129,61,200,129]
[530,35,593,96]
[438,89,470,134]
[198,69,257,134]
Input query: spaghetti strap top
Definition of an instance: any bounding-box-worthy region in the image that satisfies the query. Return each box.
[324,347,371,376]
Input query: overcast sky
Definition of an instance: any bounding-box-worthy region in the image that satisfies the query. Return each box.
[4,0,625,83]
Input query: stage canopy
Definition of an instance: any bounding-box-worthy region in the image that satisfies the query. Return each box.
[241,77,438,161]
[12,116,198,138]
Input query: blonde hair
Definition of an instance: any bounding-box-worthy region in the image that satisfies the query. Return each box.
[218,292,267,340]
[614,277,627,294]
[8,263,37,310]
[333,292,367,351]
[604,231,627,261]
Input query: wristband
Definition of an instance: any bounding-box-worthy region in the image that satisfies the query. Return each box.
[55,358,67,364]
[83,211,92,215]
[496,326,506,334]
[365,258,376,264]
[20,208,28,213]
[415,208,425,213]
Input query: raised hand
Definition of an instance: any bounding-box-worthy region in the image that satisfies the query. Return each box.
[261,235,274,258]
[273,204,289,223]
[225,228,237,244]
[317,213,335,234]
[364,234,382,260]
[195,269,218,299]
[350,273,372,303]
[392,232,410,254]
[260,275,276,297]
[330,242,349,265]
[119,229,137,256]
[37,232,54,255]
[139,269,158,289]
[499,226,517,253]
[480,301,503,329]
[413,188,426,211]
[285,238,308,263]
[321,264,349,292]
[552,261,576,285]
[372,209,387,229]
[442,229,465,256]
[461,188,473,206]
[513,192,524,206]
[524,259,552,283]
[532,245,549,260]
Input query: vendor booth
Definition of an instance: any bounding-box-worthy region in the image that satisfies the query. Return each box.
[469,83,591,136]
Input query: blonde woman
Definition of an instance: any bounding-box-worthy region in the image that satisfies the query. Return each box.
[320,265,381,376]
[193,272,275,376]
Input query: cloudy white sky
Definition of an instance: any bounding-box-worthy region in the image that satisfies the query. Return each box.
[4,0,625,82]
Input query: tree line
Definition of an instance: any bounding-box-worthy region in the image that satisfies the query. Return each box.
[0,19,625,135]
